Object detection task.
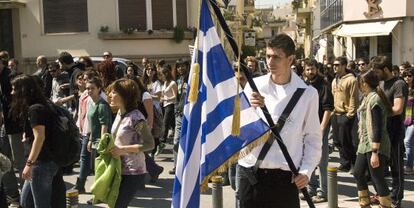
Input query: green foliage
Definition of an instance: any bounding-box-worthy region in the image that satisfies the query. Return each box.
[173,25,185,43]
[241,45,256,60]
[100,26,109,33]
[122,27,135,34]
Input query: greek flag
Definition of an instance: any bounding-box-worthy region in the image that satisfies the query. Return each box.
[172,0,270,207]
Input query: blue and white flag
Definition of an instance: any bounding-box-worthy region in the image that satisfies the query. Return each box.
[172,0,270,207]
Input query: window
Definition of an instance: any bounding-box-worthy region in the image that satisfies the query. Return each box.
[378,35,392,63]
[43,0,88,33]
[355,37,369,60]
[118,0,147,30]
[176,0,187,28]
[152,0,173,30]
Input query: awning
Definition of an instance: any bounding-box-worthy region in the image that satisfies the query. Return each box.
[0,1,26,9]
[335,20,399,37]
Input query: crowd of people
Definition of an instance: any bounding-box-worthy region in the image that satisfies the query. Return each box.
[0,50,190,207]
[0,32,414,208]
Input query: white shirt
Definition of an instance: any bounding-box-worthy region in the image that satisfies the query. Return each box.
[148,80,162,110]
[162,81,177,107]
[238,72,322,179]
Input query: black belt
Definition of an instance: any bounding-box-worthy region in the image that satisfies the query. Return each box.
[257,168,292,177]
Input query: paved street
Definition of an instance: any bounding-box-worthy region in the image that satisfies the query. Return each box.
[64,144,414,208]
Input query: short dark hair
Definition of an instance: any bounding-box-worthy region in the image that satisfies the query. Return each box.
[371,56,392,72]
[58,51,74,65]
[267,33,295,57]
[334,56,348,66]
[0,50,9,65]
[304,59,317,67]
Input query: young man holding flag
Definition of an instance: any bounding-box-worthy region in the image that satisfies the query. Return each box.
[236,34,322,208]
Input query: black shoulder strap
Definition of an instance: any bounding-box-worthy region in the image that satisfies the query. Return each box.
[253,88,306,172]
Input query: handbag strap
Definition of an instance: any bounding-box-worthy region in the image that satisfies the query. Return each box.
[253,88,306,172]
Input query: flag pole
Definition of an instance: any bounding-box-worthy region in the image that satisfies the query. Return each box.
[207,0,316,207]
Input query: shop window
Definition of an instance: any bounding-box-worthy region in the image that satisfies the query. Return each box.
[355,37,369,60]
[377,35,392,62]
[43,0,88,33]
[119,0,147,31]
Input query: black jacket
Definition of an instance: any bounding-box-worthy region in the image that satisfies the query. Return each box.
[306,75,334,121]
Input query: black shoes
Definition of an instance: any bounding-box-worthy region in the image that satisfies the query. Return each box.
[168,168,176,175]
[150,166,164,183]
[337,164,351,172]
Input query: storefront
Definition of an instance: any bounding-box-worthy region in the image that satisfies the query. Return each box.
[332,0,414,64]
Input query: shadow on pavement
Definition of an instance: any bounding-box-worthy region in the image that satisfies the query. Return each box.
[129,198,172,208]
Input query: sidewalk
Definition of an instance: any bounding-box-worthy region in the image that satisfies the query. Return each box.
[64,144,414,207]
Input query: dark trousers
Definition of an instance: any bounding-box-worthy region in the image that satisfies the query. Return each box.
[236,165,299,208]
[115,174,146,208]
[331,114,356,167]
[390,140,404,204]
[162,104,175,141]
[353,153,389,196]
[0,183,7,208]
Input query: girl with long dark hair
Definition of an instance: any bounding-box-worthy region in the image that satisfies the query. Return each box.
[10,75,66,208]
[159,65,177,146]
[353,70,392,208]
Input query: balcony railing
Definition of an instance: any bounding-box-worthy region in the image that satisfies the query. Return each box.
[320,0,343,30]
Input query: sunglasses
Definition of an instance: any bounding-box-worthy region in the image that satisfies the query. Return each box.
[404,74,413,78]
[357,63,365,66]
[49,70,57,73]
[333,64,340,67]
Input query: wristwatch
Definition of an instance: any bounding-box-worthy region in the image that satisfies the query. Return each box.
[26,160,34,166]
[372,149,379,154]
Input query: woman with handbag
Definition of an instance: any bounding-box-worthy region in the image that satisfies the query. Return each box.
[108,78,154,207]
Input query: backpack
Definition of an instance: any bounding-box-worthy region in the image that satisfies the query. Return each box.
[47,103,80,167]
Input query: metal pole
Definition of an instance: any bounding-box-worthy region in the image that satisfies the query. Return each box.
[328,166,338,208]
[66,189,79,208]
[211,176,224,208]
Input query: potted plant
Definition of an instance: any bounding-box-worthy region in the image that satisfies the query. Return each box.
[100,26,109,33]
[173,25,185,43]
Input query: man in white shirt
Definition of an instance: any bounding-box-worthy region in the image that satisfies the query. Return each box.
[236,33,322,208]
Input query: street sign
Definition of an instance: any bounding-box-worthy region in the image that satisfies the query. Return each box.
[244,32,256,46]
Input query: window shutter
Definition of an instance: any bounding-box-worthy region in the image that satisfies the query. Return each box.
[43,0,88,33]
[152,0,173,30]
[118,0,147,30]
[176,0,187,28]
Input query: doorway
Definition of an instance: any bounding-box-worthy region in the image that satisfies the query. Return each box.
[0,9,14,57]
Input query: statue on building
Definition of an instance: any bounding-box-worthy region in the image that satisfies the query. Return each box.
[364,0,382,18]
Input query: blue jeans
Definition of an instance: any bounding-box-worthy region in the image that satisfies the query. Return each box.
[79,135,91,181]
[405,125,414,168]
[173,114,183,169]
[115,174,146,208]
[21,160,60,208]
[309,123,330,197]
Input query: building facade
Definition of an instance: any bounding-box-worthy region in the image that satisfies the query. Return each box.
[320,0,414,64]
[0,0,197,73]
